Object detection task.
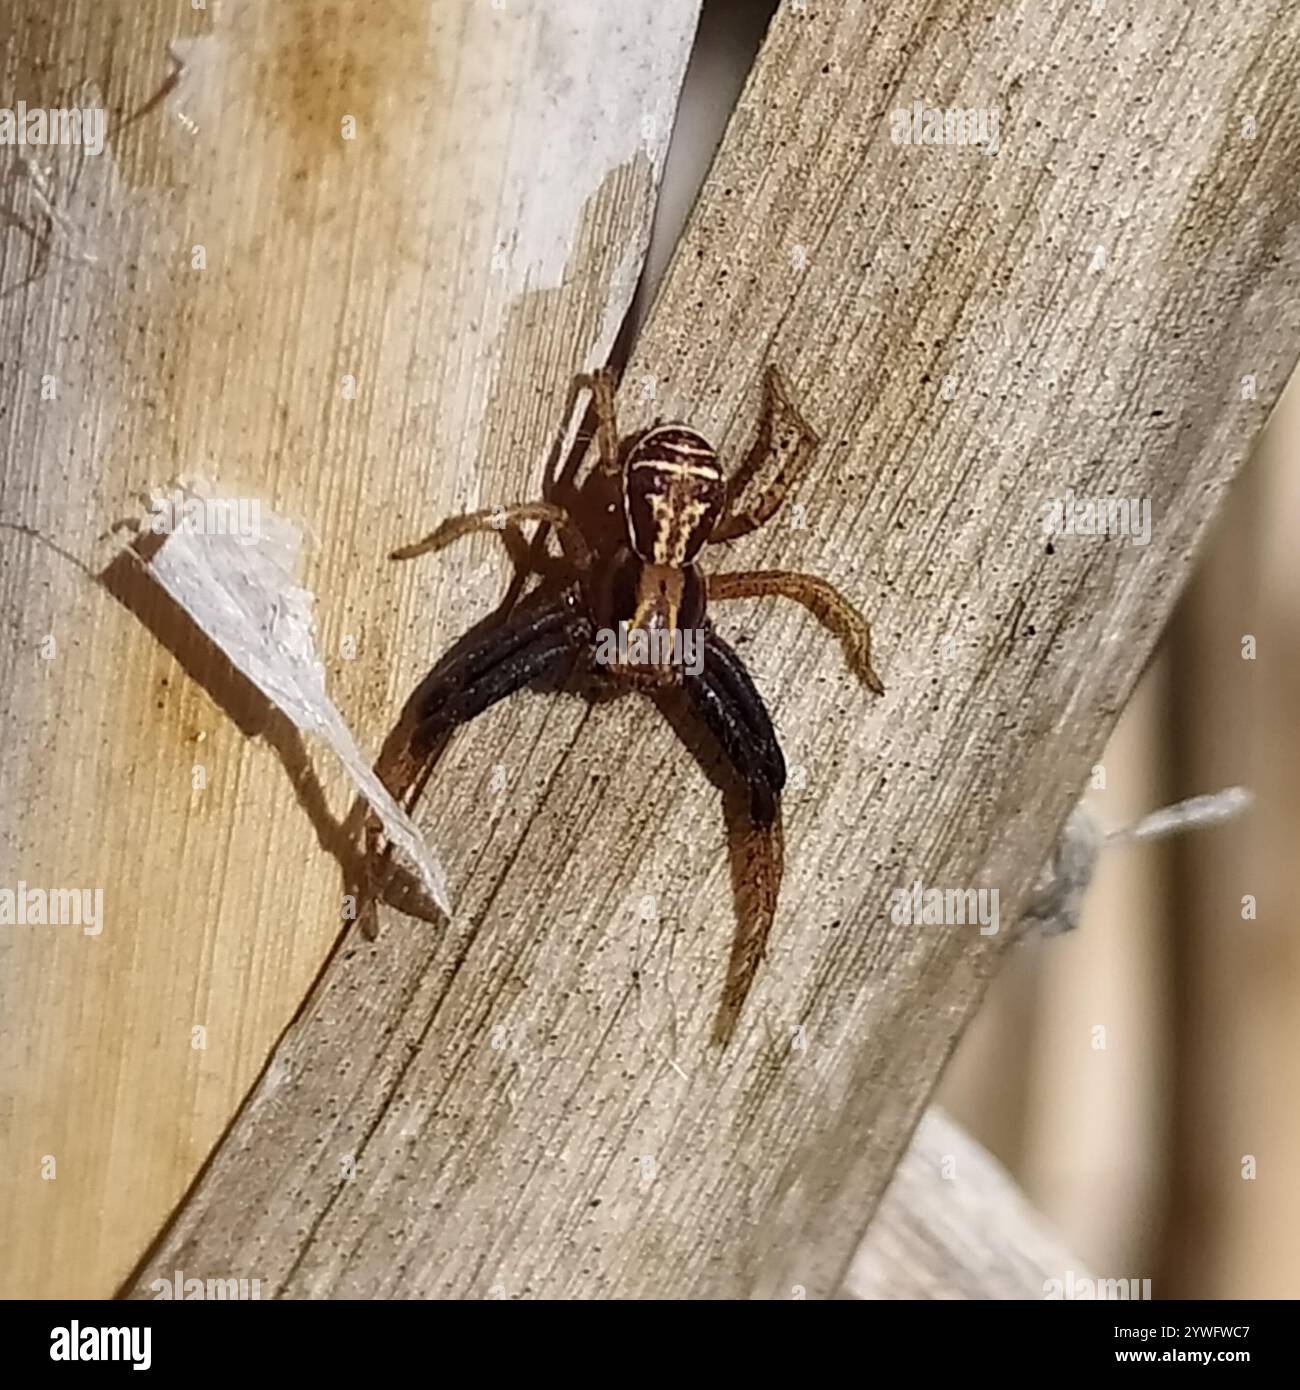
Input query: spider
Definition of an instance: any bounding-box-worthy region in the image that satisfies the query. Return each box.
[367,365,883,1044]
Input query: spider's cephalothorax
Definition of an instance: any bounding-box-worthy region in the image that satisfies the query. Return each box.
[376,365,884,1044]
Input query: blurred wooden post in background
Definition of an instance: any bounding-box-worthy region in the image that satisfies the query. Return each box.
[939,373,1300,1300]
[4,0,1300,1299]
[1160,380,1300,1297]
[847,1109,1093,1300]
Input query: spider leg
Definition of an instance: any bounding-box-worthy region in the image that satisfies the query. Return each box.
[716,811,784,1048]
[408,609,586,753]
[708,568,884,696]
[359,735,443,937]
[410,592,583,712]
[698,629,786,795]
[683,655,784,826]
[390,501,592,576]
[367,596,580,852]
[683,639,786,1046]
[710,364,819,543]
[574,367,621,475]
[363,595,589,931]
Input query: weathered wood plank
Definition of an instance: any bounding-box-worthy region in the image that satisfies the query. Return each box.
[123,0,1300,1299]
[0,0,700,1297]
[845,1109,1092,1300]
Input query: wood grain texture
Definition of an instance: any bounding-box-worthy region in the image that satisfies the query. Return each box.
[844,1109,1091,1300]
[120,0,1300,1300]
[0,0,700,1297]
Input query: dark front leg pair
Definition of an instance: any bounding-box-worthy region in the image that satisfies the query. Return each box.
[683,628,786,1045]
[406,589,591,754]
[363,590,590,929]
[682,629,785,824]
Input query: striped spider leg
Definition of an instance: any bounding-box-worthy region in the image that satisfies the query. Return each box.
[707,364,884,696]
[574,367,622,476]
[678,626,787,1044]
[361,586,591,933]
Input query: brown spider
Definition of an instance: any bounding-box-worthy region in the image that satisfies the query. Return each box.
[367,365,883,1044]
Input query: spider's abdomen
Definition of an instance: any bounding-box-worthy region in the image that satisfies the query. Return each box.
[623,425,725,567]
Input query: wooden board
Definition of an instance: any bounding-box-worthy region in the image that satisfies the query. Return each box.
[6,0,1300,1300]
[125,0,1300,1299]
[0,0,701,1298]
[845,1109,1092,1300]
